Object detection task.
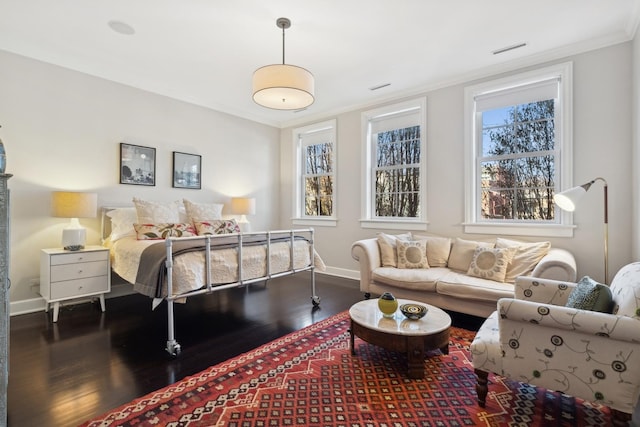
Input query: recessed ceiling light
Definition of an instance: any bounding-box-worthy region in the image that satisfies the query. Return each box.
[492,42,527,55]
[108,20,135,35]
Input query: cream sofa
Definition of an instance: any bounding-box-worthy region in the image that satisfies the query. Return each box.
[351,234,577,318]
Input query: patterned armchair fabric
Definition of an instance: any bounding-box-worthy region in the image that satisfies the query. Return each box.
[470,262,640,419]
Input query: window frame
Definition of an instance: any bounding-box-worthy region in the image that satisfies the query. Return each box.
[292,119,337,227]
[463,62,574,237]
[360,98,427,230]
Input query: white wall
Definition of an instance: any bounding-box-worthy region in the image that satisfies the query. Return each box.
[0,50,280,305]
[281,42,635,283]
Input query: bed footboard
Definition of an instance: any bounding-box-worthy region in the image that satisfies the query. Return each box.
[162,229,319,357]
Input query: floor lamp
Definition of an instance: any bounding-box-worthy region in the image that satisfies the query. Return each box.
[553,177,608,284]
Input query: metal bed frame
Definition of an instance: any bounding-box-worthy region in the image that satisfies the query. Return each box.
[101,208,320,356]
[160,230,320,356]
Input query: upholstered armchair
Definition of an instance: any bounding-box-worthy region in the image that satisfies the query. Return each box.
[470,262,640,426]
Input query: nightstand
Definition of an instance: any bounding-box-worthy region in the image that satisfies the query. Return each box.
[40,246,111,322]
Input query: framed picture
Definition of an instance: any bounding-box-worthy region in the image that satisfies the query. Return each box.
[120,143,156,186]
[172,151,201,189]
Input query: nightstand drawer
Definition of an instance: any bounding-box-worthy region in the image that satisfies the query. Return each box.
[50,276,109,300]
[50,250,108,266]
[51,260,108,282]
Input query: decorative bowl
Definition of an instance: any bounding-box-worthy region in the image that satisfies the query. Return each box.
[399,303,427,320]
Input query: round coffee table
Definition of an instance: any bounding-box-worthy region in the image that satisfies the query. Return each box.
[349,298,451,379]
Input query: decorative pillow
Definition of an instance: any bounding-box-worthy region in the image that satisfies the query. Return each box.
[106,207,137,241]
[447,238,494,272]
[133,198,181,223]
[467,246,516,282]
[377,232,411,267]
[396,240,429,269]
[183,199,224,222]
[133,223,197,240]
[195,219,241,235]
[412,234,452,267]
[566,276,613,313]
[495,237,551,283]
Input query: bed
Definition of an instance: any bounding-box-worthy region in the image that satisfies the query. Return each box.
[101,200,324,356]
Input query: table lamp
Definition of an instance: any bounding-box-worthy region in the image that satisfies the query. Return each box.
[231,197,256,232]
[52,191,98,250]
[553,177,608,283]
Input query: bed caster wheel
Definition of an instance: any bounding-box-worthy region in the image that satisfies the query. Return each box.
[166,342,181,358]
[311,296,321,307]
[169,345,181,358]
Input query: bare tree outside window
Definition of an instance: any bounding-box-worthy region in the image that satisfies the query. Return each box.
[480,100,556,221]
[304,142,333,216]
[374,126,421,217]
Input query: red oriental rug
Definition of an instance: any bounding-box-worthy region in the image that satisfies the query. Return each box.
[81,311,614,427]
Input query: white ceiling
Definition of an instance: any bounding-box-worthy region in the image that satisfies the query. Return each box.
[1,1,639,128]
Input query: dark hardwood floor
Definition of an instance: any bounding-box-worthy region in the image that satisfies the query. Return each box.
[7,273,484,427]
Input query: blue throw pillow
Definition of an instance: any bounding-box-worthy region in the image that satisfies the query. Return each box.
[566,276,613,313]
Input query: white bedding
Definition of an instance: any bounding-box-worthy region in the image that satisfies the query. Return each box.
[107,234,326,298]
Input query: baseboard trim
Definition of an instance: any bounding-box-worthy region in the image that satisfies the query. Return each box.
[10,266,359,316]
[320,266,359,281]
[10,297,46,316]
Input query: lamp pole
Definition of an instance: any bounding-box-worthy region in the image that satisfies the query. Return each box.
[554,177,609,284]
[601,178,608,284]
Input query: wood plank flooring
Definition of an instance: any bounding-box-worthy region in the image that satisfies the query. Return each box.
[7,273,484,427]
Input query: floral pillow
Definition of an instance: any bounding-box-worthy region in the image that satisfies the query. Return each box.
[133,223,197,240]
[195,219,241,235]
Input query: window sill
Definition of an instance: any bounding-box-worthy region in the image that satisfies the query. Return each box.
[463,222,576,237]
[292,218,337,227]
[359,219,428,231]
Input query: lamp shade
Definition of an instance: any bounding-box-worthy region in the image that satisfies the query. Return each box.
[231,197,256,215]
[252,64,315,110]
[51,191,98,218]
[553,186,587,212]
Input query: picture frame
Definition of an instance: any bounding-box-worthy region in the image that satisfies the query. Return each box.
[172,151,201,189]
[120,143,156,186]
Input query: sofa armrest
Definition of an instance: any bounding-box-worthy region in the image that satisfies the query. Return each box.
[514,276,577,305]
[498,298,640,344]
[351,238,381,293]
[530,248,577,282]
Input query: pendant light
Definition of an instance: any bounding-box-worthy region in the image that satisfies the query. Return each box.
[252,17,315,110]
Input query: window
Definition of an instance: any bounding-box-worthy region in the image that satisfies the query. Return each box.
[292,120,336,226]
[464,62,573,237]
[361,98,427,230]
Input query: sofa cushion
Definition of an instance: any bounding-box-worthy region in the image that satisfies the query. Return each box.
[397,240,429,269]
[467,246,515,282]
[447,238,494,272]
[377,232,411,267]
[412,234,452,267]
[566,276,613,313]
[495,238,551,283]
[436,271,515,302]
[372,267,449,292]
